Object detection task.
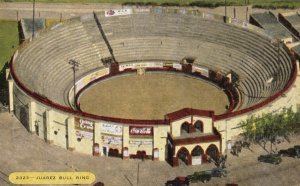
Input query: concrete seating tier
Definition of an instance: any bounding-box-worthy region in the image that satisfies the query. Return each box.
[97,12,293,109]
[15,19,104,106]
[13,11,294,111]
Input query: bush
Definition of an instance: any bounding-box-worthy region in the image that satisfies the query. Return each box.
[161,2,180,7]
[122,2,145,6]
[253,4,296,10]
[190,1,227,8]
[123,2,158,6]
[145,2,158,6]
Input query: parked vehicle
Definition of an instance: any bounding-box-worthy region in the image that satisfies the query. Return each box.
[279,146,300,158]
[187,171,212,183]
[258,154,282,165]
[207,167,228,177]
[165,176,189,186]
[226,183,238,186]
[294,145,300,158]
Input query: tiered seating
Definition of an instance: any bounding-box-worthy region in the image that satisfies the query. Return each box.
[15,19,104,106]
[80,14,111,60]
[97,12,293,109]
[13,9,294,111]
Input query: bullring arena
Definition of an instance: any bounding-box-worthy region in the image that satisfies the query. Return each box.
[7,7,300,167]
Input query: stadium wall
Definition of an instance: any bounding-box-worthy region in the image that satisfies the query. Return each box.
[9,51,298,164]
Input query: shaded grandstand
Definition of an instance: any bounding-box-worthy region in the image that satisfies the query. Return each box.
[279,12,300,40]
[250,11,292,41]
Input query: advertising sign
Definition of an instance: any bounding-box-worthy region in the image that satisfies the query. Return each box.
[172,63,182,70]
[105,9,132,17]
[129,139,153,145]
[192,66,209,77]
[119,62,164,71]
[75,117,94,132]
[75,68,109,92]
[101,122,123,136]
[134,8,150,13]
[74,117,94,140]
[102,135,122,145]
[76,130,93,140]
[129,126,153,136]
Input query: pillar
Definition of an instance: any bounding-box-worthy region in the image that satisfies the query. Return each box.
[45,109,54,144]
[28,101,36,134]
[5,68,10,81]
[153,126,169,161]
[67,116,75,151]
[93,122,101,156]
[122,125,129,159]
[8,80,14,112]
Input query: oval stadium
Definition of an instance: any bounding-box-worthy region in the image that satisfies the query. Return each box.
[8,7,298,166]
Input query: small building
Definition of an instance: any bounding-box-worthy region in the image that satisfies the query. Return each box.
[166,108,221,166]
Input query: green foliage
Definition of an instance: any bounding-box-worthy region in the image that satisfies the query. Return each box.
[253,4,296,10]
[239,108,300,153]
[0,20,19,89]
[1,0,300,9]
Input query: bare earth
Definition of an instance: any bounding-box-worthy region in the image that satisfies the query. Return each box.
[79,73,228,119]
[1,112,300,186]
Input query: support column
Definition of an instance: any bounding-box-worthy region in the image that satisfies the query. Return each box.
[93,122,101,156]
[45,109,54,144]
[67,116,75,151]
[153,126,169,161]
[123,125,129,159]
[5,68,10,81]
[8,80,14,112]
[28,101,36,134]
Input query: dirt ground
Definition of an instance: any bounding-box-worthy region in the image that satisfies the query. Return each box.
[1,112,300,186]
[79,73,228,119]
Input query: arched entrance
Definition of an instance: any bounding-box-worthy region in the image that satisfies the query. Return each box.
[194,120,203,132]
[177,147,190,166]
[206,144,219,162]
[191,145,204,165]
[108,148,119,157]
[136,150,146,160]
[181,122,189,135]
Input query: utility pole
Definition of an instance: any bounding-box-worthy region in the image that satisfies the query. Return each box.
[225,0,227,22]
[32,0,35,38]
[137,162,140,186]
[68,59,80,108]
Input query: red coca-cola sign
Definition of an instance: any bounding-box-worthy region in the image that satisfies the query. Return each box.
[129,126,153,136]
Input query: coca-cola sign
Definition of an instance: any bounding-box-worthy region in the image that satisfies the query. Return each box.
[129,126,153,136]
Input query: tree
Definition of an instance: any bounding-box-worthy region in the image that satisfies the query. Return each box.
[239,107,300,154]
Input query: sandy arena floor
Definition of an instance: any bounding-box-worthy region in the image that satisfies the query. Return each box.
[79,73,229,119]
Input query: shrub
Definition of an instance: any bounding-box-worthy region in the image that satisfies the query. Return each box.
[161,2,180,7]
